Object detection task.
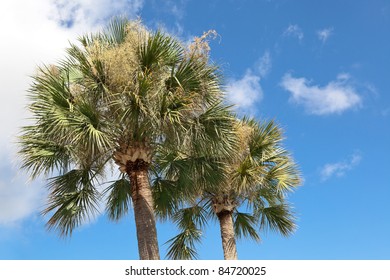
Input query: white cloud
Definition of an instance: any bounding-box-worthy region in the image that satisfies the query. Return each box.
[49,0,144,32]
[226,70,263,112]
[226,51,272,113]
[283,24,304,41]
[0,160,46,226]
[317,27,333,43]
[320,153,362,181]
[0,0,144,227]
[280,73,362,115]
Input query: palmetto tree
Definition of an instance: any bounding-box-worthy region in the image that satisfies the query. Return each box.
[18,18,235,259]
[163,118,301,260]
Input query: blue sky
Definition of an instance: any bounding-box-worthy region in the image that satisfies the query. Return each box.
[0,0,389,260]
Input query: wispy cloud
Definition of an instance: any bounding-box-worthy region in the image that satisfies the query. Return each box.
[280,73,362,115]
[283,24,304,41]
[256,50,272,77]
[317,27,333,43]
[148,0,188,37]
[167,0,187,20]
[320,153,362,181]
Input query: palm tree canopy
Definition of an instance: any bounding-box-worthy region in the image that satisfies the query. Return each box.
[18,17,236,237]
[163,117,302,259]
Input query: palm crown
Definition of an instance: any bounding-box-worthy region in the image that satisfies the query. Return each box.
[162,117,301,259]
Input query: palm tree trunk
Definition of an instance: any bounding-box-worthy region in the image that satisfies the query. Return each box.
[128,160,160,260]
[217,210,238,260]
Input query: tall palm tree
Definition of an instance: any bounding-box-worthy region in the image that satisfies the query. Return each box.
[161,117,301,260]
[18,18,235,259]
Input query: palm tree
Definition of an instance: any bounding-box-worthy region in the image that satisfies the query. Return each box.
[18,18,235,259]
[162,117,301,260]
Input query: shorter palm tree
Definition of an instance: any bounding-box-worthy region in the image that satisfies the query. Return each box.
[159,117,301,259]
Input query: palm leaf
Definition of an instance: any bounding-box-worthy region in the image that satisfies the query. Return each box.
[138,31,183,73]
[103,178,132,221]
[165,205,207,259]
[18,129,72,179]
[234,211,261,242]
[257,203,297,237]
[102,16,129,45]
[152,178,182,220]
[165,227,202,260]
[42,169,100,237]
[173,205,208,230]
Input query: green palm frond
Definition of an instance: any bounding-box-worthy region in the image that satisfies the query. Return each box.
[185,102,237,157]
[18,128,72,179]
[173,205,208,230]
[165,205,208,259]
[152,178,182,220]
[165,227,202,260]
[30,66,72,110]
[168,56,220,99]
[230,157,262,194]
[257,203,297,237]
[246,119,283,156]
[138,31,183,73]
[70,101,113,155]
[101,16,129,46]
[42,169,100,237]
[263,159,301,193]
[103,178,132,221]
[234,212,261,242]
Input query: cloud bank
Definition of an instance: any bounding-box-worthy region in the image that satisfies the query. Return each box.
[0,0,144,226]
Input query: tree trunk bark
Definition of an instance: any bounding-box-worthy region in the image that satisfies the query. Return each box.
[217,210,238,260]
[128,162,160,260]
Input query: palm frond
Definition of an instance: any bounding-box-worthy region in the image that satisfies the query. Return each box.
[70,101,113,155]
[42,169,100,237]
[103,178,132,221]
[185,102,238,158]
[152,178,182,220]
[138,31,183,73]
[257,203,297,237]
[18,128,72,179]
[102,16,129,45]
[165,227,202,260]
[263,159,301,194]
[165,205,207,260]
[173,205,208,230]
[234,212,261,242]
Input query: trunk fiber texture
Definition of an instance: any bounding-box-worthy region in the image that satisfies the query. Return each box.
[128,160,160,260]
[217,210,238,260]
